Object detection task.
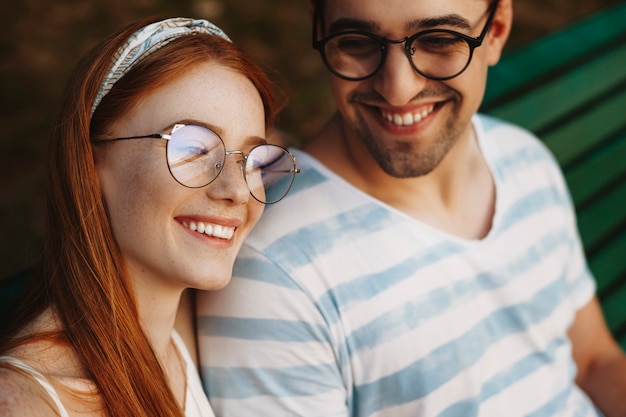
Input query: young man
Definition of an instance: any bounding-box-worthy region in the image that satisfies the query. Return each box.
[196,0,626,415]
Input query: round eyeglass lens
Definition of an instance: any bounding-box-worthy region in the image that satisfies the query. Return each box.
[410,32,471,79]
[324,33,382,80]
[166,125,225,188]
[245,145,296,204]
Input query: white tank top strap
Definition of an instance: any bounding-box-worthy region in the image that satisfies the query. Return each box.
[0,355,71,417]
[171,331,216,417]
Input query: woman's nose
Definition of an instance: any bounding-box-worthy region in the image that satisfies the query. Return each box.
[204,155,250,205]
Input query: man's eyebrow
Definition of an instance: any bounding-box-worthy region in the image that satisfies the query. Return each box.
[327,14,471,34]
[406,14,472,32]
[328,18,379,34]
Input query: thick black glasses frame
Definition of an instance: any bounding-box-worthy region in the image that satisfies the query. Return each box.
[93,124,300,204]
[312,0,499,81]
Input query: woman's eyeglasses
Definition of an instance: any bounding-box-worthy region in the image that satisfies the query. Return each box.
[93,124,300,204]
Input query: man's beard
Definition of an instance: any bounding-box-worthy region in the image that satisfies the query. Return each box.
[350,89,464,178]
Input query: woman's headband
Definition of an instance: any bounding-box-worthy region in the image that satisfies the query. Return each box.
[91,17,232,118]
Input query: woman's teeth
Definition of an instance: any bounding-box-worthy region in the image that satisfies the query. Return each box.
[381,105,435,126]
[182,221,235,240]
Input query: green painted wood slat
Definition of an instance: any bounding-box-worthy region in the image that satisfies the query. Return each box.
[577,179,626,254]
[565,132,626,206]
[542,90,626,168]
[591,231,626,296]
[483,2,626,106]
[487,43,626,132]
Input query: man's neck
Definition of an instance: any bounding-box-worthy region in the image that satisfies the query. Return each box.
[304,113,495,239]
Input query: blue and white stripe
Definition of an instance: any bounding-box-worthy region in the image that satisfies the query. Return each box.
[197,114,597,417]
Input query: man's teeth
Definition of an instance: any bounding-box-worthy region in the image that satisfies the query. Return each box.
[182,221,235,239]
[382,105,435,126]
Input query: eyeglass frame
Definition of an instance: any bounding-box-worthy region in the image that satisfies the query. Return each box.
[312,0,499,81]
[92,123,301,204]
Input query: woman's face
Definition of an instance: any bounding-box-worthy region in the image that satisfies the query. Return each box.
[95,61,266,294]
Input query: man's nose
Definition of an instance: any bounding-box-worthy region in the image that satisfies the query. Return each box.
[372,42,428,106]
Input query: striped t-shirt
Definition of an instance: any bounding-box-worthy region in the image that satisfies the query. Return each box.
[197,114,598,417]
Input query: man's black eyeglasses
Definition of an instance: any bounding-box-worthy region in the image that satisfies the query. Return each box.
[93,124,300,204]
[312,0,499,81]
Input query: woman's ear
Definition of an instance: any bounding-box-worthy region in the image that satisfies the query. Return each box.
[486,0,513,66]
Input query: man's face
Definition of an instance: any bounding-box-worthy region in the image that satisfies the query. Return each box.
[316,0,507,178]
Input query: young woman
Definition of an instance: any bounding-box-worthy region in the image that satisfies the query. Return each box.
[0,16,298,417]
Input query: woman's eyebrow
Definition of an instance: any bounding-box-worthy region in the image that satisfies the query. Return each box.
[166,119,225,136]
[243,136,268,147]
[164,120,267,148]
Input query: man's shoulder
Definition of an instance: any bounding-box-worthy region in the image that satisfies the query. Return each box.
[475,113,554,159]
[247,148,386,252]
[284,148,333,193]
[476,113,540,142]
[246,149,345,247]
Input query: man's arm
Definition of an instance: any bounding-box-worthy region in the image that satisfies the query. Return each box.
[569,296,626,417]
[196,246,349,417]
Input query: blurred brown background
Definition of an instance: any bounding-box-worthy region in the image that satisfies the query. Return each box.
[1,0,623,278]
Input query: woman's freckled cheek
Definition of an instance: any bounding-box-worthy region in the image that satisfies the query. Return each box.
[106,148,172,230]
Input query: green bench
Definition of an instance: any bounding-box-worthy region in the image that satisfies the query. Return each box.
[481,2,626,350]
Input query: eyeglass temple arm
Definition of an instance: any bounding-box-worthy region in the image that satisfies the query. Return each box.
[479,0,500,39]
[92,133,169,143]
[265,168,301,174]
[312,7,322,48]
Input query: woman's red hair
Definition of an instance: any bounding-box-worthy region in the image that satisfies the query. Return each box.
[1,16,277,417]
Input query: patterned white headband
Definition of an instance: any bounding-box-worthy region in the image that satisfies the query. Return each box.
[91,17,232,118]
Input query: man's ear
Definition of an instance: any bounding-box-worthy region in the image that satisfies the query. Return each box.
[487,0,513,66]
